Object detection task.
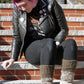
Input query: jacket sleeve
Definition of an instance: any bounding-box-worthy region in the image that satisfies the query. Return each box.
[10,6,22,61]
[52,0,68,43]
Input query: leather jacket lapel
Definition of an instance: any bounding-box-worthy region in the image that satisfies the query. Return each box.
[19,11,28,32]
[38,0,48,10]
[19,11,28,59]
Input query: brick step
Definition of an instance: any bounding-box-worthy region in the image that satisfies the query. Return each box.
[0,61,84,70]
[0,46,84,51]
[0,80,84,84]
[1,29,84,36]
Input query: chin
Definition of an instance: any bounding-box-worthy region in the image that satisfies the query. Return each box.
[26,9,32,13]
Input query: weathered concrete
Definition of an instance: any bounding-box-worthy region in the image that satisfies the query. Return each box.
[0,80,84,84]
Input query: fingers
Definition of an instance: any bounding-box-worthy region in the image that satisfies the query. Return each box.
[0,59,14,70]
[1,61,8,70]
[6,62,12,70]
[1,61,11,70]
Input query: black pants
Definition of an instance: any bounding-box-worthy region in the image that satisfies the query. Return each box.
[24,34,77,65]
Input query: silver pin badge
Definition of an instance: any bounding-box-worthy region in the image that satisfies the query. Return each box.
[20,17,24,22]
[40,30,44,33]
[44,13,47,16]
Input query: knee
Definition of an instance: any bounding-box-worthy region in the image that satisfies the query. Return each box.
[66,39,77,49]
[64,39,77,60]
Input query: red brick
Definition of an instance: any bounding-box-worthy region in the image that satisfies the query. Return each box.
[63,9,75,13]
[21,57,27,62]
[81,22,84,26]
[0,22,2,26]
[69,14,82,17]
[6,76,25,80]
[0,51,10,56]
[75,27,84,30]
[64,14,68,17]
[69,27,74,30]
[0,42,12,45]
[54,69,61,75]
[0,27,10,30]
[27,76,41,80]
[78,53,84,57]
[1,9,13,13]
[76,41,82,46]
[0,36,6,40]
[9,13,13,16]
[0,76,6,80]
[0,70,14,75]
[6,36,13,40]
[35,70,40,75]
[66,36,74,39]
[67,22,80,26]
[77,50,83,56]
[2,57,10,61]
[0,14,8,16]
[77,57,84,61]
[53,75,60,80]
[0,58,1,61]
[75,75,83,79]
[16,70,34,75]
[75,69,84,74]
[3,22,13,26]
[74,36,84,40]
[76,9,84,13]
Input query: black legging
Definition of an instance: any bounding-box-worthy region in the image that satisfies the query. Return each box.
[24,36,77,65]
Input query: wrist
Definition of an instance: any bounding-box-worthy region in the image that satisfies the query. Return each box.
[10,59,15,62]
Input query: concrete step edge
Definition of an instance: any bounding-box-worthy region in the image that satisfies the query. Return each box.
[1,29,84,36]
[0,80,84,84]
[0,61,84,70]
[0,16,84,22]
[0,45,84,51]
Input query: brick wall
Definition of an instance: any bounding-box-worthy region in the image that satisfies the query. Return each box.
[0,4,84,80]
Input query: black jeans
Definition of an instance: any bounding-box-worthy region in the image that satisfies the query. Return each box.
[24,35,77,65]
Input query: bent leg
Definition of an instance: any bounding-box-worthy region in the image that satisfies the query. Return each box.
[61,39,77,60]
[24,38,55,84]
[40,38,56,65]
[60,39,77,84]
[40,38,56,84]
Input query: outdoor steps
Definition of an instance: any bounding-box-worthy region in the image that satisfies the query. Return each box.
[0,61,84,84]
[0,80,84,84]
[0,61,84,70]
[0,3,84,83]
[0,61,84,83]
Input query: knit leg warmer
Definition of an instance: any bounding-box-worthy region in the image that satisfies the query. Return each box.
[60,59,77,84]
[40,65,54,84]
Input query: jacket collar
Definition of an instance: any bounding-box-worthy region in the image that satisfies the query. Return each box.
[37,0,48,10]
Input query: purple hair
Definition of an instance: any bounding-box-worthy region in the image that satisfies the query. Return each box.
[13,0,35,4]
[13,0,36,11]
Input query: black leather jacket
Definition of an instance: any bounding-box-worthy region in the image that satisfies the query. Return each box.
[11,0,68,61]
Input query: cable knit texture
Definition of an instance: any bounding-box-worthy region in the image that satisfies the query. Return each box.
[62,59,77,72]
[60,59,77,84]
[40,65,54,84]
[61,71,74,83]
[41,78,53,84]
